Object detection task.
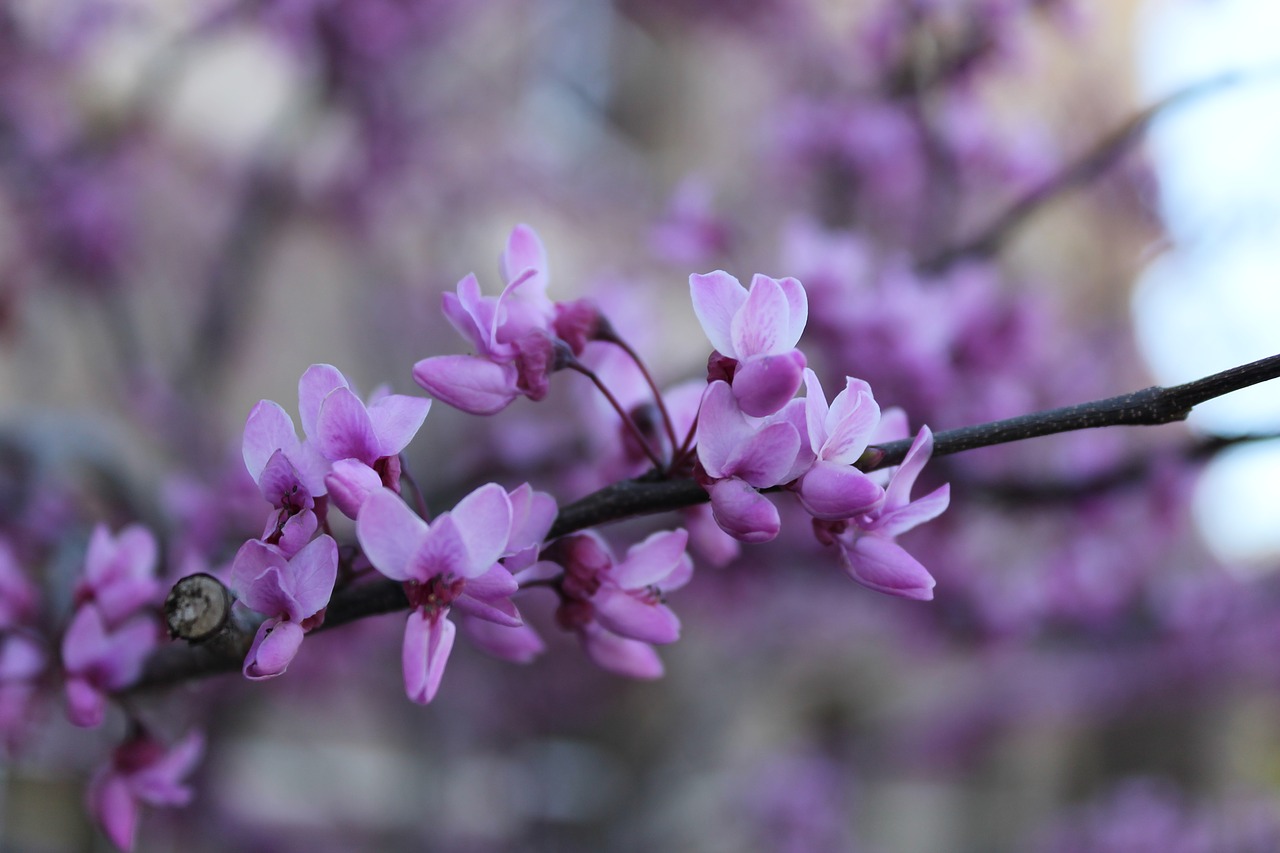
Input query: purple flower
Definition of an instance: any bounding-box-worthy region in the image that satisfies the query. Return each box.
[816,427,949,600]
[793,369,885,520]
[86,730,203,852]
[0,540,38,630]
[244,364,430,520]
[690,270,808,416]
[547,530,692,679]
[228,535,338,680]
[0,632,46,752]
[696,380,807,543]
[357,484,518,704]
[414,225,562,415]
[72,524,160,629]
[61,605,158,728]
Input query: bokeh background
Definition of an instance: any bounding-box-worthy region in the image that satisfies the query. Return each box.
[3,0,1280,850]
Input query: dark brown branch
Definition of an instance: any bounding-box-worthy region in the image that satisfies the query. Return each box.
[919,72,1249,273]
[134,352,1280,692]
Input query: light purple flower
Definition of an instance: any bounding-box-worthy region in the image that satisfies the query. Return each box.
[228,535,338,680]
[357,484,518,703]
[794,369,885,520]
[546,530,691,679]
[245,364,430,520]
[690,271,808,416]
[61,605,158,728]
[73,524,160,629]
[414,225,561,415]
[696,380,807,543]
[86,730,203,852]
[816,427,949,600]
[0,540,38,630]
[0,632,46,752]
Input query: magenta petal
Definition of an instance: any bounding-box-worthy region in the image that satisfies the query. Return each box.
[325,458,383,519]
[463,564,519,600]
[88,770,138,851]
[131,732,204,805]
[297,364,349,439]
[885,426,934,510]
[288,535,337,617]
[499,224,549,294]
[449,483,512,576]
[61,604,107,672]
[580,626,664,679]
[357,489,428,582]
[802,368,830,453]
[243,401,299,482]
[842,535,936,601]
[403,610,455,705]
[66,676,106,728]
[876,484,950,538]
[695,381,748,479]
[460,616,544,664]
[689,271,747,357]
[243,618,305,680]
[258,450,306,508]
[367,394,431,457]
[730,274,789,358]
[506,484,557,556]
[442,276,486,348]
[413,515,471,581]
[732,350,806,417]
[314,387,379,464]
[774,275,808,349]
[821,378,879,464]
[273,509,318,558]
[594,589,680,644]
[797,462,885,520]
[94,577,159,629]
[615,529,689,589]
[99,616,156,689]
[413,355,520,415]
[229,541,295,617]
[730,421,801,488]
[453,591,522,627]
[708,479,780,543]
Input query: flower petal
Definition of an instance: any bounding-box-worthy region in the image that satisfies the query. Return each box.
[728,420,801,488]
[243,401,299,483]
[730,274,789,358]
[314,387,379,464]
[459,616,544,664]
[288,534,338,617]
[367,394,431,457]
[449,483,512,576]
[356,488,428,582]
[594,589,680,645]
[325,458,383,520]
[841,535,936,601]
[690,271,747,357]
[413,355,520,415]
[614,529,689,590]
[500,224,550,294]
[298,364,349,439]
[403,610,455,704]
[707,478,780,543]
[820,377,880,464]
[796,461,885,520]
[732,350,806,417]
[87,769,138,851]
[875,484,950,538]
[229,540,296,617]
[695,381,749,479]
[243,618,305,681]
[580,626,664,679]
[774,275,808,349]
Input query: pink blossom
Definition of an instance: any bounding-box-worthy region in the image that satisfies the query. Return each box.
[61,605,158,728]
[690,270,808,416]
[696,380,807,543]
[86,731,203,852]
[357,484,518,703]
[0,632,46,752]
[793,369,885,520]
[414,225,562,415]
[815,427,949,600]
[228,535,338,680]
[546,529,692,679]
[0,540,38,630]
[72,524,160,629]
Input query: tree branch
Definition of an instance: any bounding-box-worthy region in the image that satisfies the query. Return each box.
[134,352,1280,692]
[919,72,1249,273]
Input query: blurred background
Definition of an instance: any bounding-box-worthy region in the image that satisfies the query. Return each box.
[3,0,1280,850]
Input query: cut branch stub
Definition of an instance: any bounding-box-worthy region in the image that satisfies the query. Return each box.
[165,573,232,642]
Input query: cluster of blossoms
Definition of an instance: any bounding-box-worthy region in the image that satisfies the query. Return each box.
[42,223,948,849]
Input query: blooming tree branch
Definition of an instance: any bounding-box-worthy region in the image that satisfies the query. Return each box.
[135,350,1280,692]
